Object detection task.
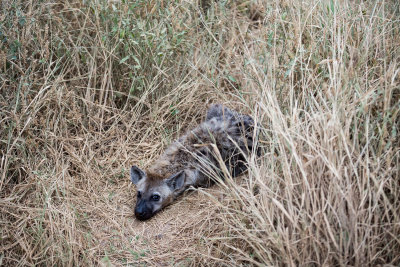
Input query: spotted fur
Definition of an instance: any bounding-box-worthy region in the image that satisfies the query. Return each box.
[130,104,259,220]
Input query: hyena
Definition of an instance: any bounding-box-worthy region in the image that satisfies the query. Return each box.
[130,104,259,220]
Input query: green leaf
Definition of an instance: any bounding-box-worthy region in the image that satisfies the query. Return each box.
[131,55,141,68]
[119,55,130,64]
[228,75,237,83]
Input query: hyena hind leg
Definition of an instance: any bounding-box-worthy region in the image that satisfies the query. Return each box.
[229,153,249,177]
[233,115,261,157]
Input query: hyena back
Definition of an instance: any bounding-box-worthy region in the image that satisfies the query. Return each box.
[130,104,259,220]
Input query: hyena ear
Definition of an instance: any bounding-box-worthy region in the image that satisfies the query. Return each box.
[130,166,145,185]
[166,171,186,191]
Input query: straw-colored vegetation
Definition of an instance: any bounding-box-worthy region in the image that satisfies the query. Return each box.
[1,0,399,265]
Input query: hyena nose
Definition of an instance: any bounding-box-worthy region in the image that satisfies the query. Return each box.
[135,206,144,215]
[135,210,151,221]
[135,210,145,217]
[135,206,149,220]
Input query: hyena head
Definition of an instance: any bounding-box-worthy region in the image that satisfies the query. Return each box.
[130,166,186,220]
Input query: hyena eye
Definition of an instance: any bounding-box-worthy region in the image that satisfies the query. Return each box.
[151,194,160,201]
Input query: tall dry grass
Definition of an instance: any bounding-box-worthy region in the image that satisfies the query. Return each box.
[1,0,399,266]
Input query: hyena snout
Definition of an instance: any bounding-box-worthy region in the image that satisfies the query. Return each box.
[134,200,154,221]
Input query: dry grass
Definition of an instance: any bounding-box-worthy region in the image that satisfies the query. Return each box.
[1,0,399,266]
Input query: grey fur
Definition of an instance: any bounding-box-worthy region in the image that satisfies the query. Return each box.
[131,104,259,220]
